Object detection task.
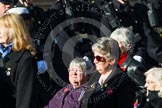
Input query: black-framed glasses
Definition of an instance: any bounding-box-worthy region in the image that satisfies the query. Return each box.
[94,55,107,62]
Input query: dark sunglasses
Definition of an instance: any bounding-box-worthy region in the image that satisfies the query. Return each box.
[94,56,106,62]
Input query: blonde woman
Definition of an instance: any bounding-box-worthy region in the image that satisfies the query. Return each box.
[144,67,162,108]
[0,13,41,108]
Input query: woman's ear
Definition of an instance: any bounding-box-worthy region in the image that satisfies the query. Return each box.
[127,44,132,51]
[109,58,115,65]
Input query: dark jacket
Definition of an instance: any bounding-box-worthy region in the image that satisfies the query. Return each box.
[120,54,146,87]
[45,83,88,108]
[119,54,147,108]
[0,50,41,108]
[143,91,162,108]
[143,0,162,66]
[143,21,162,64]
[81,67,136,108]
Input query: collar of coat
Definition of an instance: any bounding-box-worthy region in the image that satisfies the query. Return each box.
[3,50,26,63]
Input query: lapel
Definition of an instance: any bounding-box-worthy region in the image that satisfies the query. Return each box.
[87,67,123,92]
[104,67,122,84]
[4,51,25,62]
[81,67,126,108]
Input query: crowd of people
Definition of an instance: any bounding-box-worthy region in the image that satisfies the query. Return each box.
[0,0,162,108]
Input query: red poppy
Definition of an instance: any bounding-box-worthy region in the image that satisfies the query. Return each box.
[106,88,113,95]
[63,88,69,93]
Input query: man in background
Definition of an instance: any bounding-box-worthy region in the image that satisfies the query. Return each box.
[0,0,12,16]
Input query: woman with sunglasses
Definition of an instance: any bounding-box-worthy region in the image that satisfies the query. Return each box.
[81,37,136,108]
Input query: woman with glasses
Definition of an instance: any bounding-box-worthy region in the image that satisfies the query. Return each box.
[44,57,94,108]
[143,67,162,108]
[81,37,136,108]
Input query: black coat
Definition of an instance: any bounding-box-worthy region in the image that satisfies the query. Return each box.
[81,67,136,108]
[0,50,42,108]
[120,54,147,108]
[143,91,162,108]
[143,21,162,66]
[120,54,146,87]
[140,0,162,65]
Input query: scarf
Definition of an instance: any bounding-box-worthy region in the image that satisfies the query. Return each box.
[118,52,128,66]
[0,43,13,59]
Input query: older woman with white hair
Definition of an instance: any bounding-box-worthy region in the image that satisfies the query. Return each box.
[110,27,147,108]
[45,57,94,108]
[110,27,146,87]
[144,67,162,108]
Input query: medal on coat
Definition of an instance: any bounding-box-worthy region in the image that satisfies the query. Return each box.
[6,67,11,76]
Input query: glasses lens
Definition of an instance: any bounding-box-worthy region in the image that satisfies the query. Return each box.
[95,56,106,62]
[68,69,82,73]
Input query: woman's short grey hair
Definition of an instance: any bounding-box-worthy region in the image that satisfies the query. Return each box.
[92,37,119,63]
[145,67,162,97]
[69,57,93,74]
[110,27,135,49]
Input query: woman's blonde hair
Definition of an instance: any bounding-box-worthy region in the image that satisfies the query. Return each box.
[0,13,36,55]
[145,67,162,97]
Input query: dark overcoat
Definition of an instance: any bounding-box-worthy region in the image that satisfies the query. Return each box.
[120,54,146,87]
[143,91,162,108]
[81,67,136,108]
[0,50,41,108]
